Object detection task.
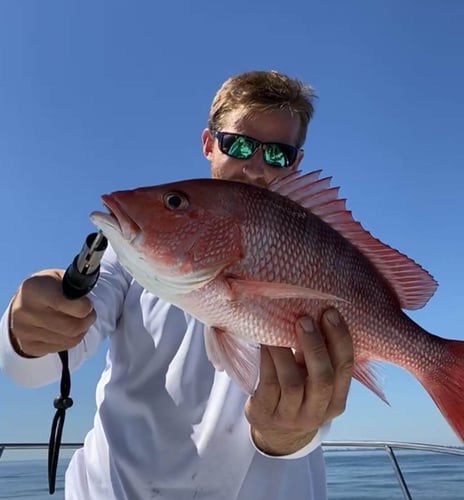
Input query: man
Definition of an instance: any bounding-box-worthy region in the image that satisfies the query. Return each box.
[0,70,353,499]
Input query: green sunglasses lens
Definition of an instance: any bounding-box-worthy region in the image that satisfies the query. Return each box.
[263,144,287,167]
[225,135,256,159]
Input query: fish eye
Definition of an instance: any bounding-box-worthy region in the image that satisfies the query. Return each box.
[163,191,189,210]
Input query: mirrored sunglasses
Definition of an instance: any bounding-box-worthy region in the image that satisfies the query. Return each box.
[213,130,299,168]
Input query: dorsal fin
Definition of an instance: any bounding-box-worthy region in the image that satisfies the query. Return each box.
[270,170,438,310]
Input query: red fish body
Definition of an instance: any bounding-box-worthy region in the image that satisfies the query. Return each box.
[90,171,464,441]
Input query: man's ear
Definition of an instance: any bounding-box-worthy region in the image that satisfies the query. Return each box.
[202,128,214,160]
[293,148,304,170]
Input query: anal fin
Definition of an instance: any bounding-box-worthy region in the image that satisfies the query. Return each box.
[353,359,389,405]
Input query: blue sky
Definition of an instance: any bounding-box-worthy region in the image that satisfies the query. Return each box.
[0,0,463,449]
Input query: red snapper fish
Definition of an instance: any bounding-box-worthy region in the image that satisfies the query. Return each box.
[90,170,464,441]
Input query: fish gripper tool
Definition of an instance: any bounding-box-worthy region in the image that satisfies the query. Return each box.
[48,231,108,495]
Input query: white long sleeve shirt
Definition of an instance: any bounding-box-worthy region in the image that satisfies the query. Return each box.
[0,245,328,500]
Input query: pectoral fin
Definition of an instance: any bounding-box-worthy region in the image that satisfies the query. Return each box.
[226,278,348,303]
[203,325,261,395]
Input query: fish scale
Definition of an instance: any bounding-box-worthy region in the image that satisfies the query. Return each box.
[90,172,464,441]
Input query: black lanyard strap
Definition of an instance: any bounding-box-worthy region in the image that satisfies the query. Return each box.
[48,350,73,494]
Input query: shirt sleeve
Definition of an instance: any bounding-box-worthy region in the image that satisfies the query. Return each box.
[0,244,131,387]
[249,421,331,460]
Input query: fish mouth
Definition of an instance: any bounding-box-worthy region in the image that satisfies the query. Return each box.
[90,195,141,243]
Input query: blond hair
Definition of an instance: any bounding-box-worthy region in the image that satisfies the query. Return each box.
[208,70,316,148]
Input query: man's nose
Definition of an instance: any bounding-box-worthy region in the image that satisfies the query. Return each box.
[241,148,266,182]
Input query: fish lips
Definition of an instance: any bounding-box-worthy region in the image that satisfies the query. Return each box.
[90,194,141,243]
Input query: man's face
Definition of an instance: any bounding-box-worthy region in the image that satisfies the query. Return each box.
[202,107,304,188]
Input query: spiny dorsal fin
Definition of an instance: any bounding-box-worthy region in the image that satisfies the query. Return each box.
[270,170,438,310]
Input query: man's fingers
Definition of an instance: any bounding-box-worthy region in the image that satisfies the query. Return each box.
[21,272,94,319]
[267,346,305,388]
[252,346,280,407]
[296,316,334,422]
[9,269,97,357]
[254,345,312,429]
[13,270,96,334]
[19,332,87,356]
[14,310,94,340]
[36,308,95,337]
[248,345,307,433]
[49,293,94,319]
[319,309,354,418]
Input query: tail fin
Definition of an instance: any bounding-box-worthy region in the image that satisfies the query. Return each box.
[419,338,464,441]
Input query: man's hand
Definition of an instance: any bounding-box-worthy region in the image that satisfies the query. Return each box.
[8,269,96,357]
[245,308,353,455]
